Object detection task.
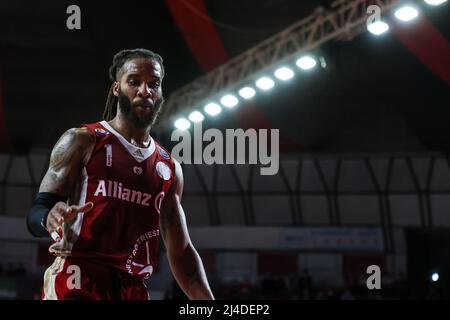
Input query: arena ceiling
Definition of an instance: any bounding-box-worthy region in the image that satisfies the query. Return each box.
[0,0,449,154]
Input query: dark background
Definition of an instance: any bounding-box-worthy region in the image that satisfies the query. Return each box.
[0,0,449,300]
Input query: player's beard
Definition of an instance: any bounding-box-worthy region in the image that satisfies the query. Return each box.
[118,90,164,129]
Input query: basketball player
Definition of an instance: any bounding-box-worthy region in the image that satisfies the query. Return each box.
[26,49,214,300]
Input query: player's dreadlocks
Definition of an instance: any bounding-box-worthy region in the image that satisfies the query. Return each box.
[103,48,165,121]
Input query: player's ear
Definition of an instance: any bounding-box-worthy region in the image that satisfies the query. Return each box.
[113,81,120,97]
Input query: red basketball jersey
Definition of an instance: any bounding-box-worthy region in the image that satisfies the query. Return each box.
[50,121,175,279]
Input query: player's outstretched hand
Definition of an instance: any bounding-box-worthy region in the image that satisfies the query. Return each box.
[46,202,94,241]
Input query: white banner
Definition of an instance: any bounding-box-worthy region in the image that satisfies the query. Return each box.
[279,227,384,251]
[189,226,384,251]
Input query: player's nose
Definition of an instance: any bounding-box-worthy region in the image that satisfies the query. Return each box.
[137,83,151,98]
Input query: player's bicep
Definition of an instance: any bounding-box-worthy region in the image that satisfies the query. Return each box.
[39,128,91,196]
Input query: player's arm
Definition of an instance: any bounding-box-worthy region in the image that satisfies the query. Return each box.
[26,128,95,238]
[160,159,214,300]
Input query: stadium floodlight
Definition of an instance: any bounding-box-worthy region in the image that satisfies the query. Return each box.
[296,56,317,70]
[394,6,419,21]
[424,0,447,6]
[220,94,239,108]
[204,102,222,116]
[367,21,390,35]
[274,67,294,80]
[431,272,439,282]
[319,56,327,69]
[188,111,205,123]
[255,76,275,90]
[174,118,191,130]
[238,86,256,99]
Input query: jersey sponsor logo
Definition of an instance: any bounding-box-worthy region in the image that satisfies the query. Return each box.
[95,128,109,136]
[156,162,171,181]
[133,149,144,159]
[133,166,143,175]
[159,147,170,159]
[94,179,153,207]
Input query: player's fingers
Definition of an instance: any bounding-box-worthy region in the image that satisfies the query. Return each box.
[48,206,66,227]
[52,202,70,223]
[46,214,58,231]
[50,231,61,242]
[64,202,94,221]
[46,215,62,242]
[51,209,65,225]
[69,202,94,214]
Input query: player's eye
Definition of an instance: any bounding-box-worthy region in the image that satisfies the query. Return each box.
[129,79,139,86]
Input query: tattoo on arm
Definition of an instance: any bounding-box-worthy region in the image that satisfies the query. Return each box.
[39,128,93,196]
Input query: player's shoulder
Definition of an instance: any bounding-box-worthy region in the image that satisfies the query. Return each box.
[78,121,113,143]
[60,127,95,148]
[75,127,95,143]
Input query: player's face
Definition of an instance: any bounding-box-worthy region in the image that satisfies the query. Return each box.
[116,58,164,128]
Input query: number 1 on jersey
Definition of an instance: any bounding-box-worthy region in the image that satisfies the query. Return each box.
[105,144,112,167]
